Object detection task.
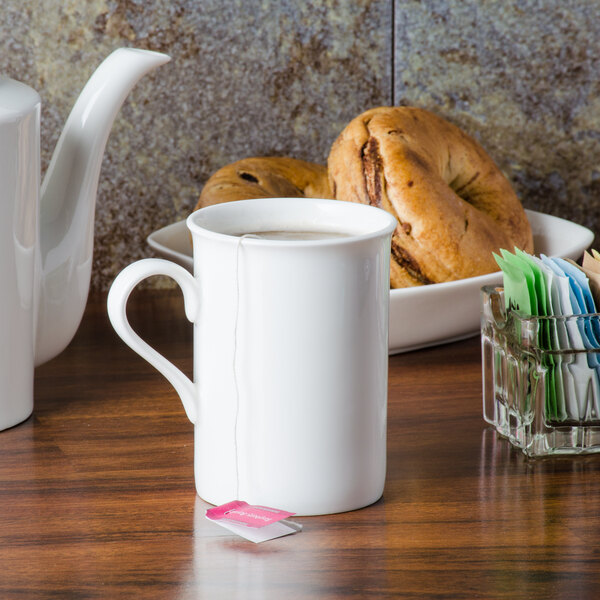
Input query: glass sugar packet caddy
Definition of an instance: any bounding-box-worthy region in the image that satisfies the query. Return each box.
[481,285,600,457]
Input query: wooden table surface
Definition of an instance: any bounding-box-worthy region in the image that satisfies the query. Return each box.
[2,289,600,599]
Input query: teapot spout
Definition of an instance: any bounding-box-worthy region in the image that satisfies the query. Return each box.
[35,48,171,366]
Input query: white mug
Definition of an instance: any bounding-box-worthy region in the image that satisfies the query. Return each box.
[107,197,396,515]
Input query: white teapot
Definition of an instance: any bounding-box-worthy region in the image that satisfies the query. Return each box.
[0,48,170,430]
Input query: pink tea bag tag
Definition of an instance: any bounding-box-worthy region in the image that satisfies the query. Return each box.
[206,501,302,543]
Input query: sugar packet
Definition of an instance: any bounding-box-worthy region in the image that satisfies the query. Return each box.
[494,248,600,421]
[496,249,560,417]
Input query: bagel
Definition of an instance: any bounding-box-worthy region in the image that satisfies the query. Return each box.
[327,106,533,288]
[194,156,332,211]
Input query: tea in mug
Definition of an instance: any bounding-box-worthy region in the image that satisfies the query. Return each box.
[234,230,352,241]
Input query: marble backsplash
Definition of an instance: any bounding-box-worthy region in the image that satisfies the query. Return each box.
[1,0,598,290]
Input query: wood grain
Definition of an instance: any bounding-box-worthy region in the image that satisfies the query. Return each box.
[0,289,599,599]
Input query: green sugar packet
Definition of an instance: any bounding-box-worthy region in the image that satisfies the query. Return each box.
[516,250,566,420]
[493,252,534,315]
[511,249,547,316]
[512,248,549,340]
[494,249,560,419]
[510,249,561,418]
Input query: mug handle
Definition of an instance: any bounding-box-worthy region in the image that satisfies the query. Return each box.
[107,258,199,424]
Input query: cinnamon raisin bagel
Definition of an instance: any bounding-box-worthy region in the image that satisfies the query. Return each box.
[327,106,533,288]
[194,156,332,211]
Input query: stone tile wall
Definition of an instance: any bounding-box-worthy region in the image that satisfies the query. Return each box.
[1,0,597,289]
[393,1,600,234]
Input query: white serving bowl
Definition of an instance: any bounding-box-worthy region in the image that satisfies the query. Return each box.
[148,209,594,354]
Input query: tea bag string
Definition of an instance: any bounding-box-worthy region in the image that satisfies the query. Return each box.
[232,234,260,501]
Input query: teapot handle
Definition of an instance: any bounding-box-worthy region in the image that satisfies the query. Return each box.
[107,259,199,424]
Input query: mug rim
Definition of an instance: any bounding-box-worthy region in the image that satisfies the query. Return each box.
[186,197,397,246]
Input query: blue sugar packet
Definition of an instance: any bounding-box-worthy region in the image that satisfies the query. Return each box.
[550,257,600,350]
[553,257,600,344]
[542,255,600,420]
[543,256,596,419]
[552,257,597,313]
